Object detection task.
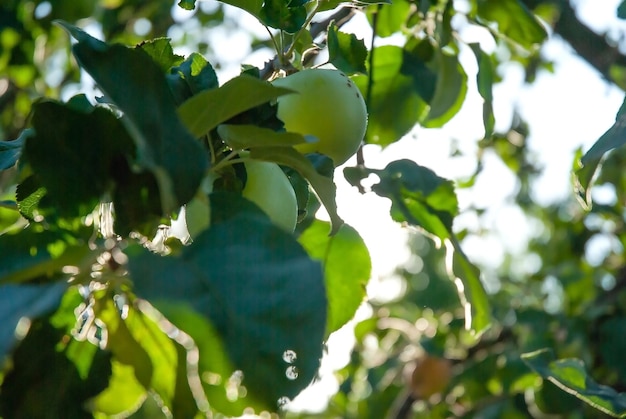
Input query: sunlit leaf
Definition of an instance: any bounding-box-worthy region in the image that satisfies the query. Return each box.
[178,75,293,138]
[522,349,626,418]
[217,124,308,149]
[167,52,219,105]
[469,43,495,138]
[475,0,548,49]
[327,21,368,75]
[137,38,184,72]
[299,220,371,336]
[353,46,430,146]
[423,50,468,127]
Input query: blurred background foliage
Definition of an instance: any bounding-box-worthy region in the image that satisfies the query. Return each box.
[3,0,626,418]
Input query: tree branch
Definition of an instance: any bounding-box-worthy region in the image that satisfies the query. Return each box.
[521,0,626,89]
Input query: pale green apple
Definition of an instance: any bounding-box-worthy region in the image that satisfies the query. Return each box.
[272,69,368,165]
[242,158,298,232]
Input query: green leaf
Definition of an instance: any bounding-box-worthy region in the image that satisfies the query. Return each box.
[447,238,492,338]
[368,0,411,37]
[217,124,309,149]
[423,50,468,127]
[0,282,67,362]
[259,0,307,33]
[327,21,368,75]
[353,46,430,146]
[178,0,196,10]
[137,38,184,72]
[0,129,27,170]
[127,199,327,411]
[250,146,344,234]
[574,98,626,209]
[0,319,112,418]
[522,349,626,418]
[362,159,458,239]
[178,74,293,138]
[57,22,207,213]
[469,43,495,138]
[475,0,548,49]
[167,52,219,105]
[581,98,626,165]
[298,220,371,336]
[23,100,135,218]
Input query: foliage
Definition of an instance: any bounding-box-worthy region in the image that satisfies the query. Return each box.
[1,0,626,418]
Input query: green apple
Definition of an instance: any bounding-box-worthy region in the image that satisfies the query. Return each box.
[272,69,368,165]
[242,157,298,232]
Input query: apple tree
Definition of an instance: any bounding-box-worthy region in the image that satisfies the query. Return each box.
[1,0,626,418]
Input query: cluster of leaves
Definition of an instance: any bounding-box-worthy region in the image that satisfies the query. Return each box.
[2,0,626,418]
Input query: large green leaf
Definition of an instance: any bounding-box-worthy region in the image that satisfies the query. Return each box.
[522,349,626,418]
[475,0,548,49]
[299,220,371,336]
[0,282,67,362]
[178,74,293,138]
[353,46,430,146]
[127,194,326,412]
[57,22,207,214]
[368,0,411,38]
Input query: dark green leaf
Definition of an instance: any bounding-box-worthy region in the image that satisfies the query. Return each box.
[0,282,67,362]
[475,0,548,49]
[0,320,112,419]
[23,100,135,218]
[178,74,293,138]
[128,197,326,411]
[259,0,307,33]
[327,21,368,75]
[57,22,207,213]
[581,98,626,165]
[366,159,458,239]
[522,349,626,418]
[299,220,370,336]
